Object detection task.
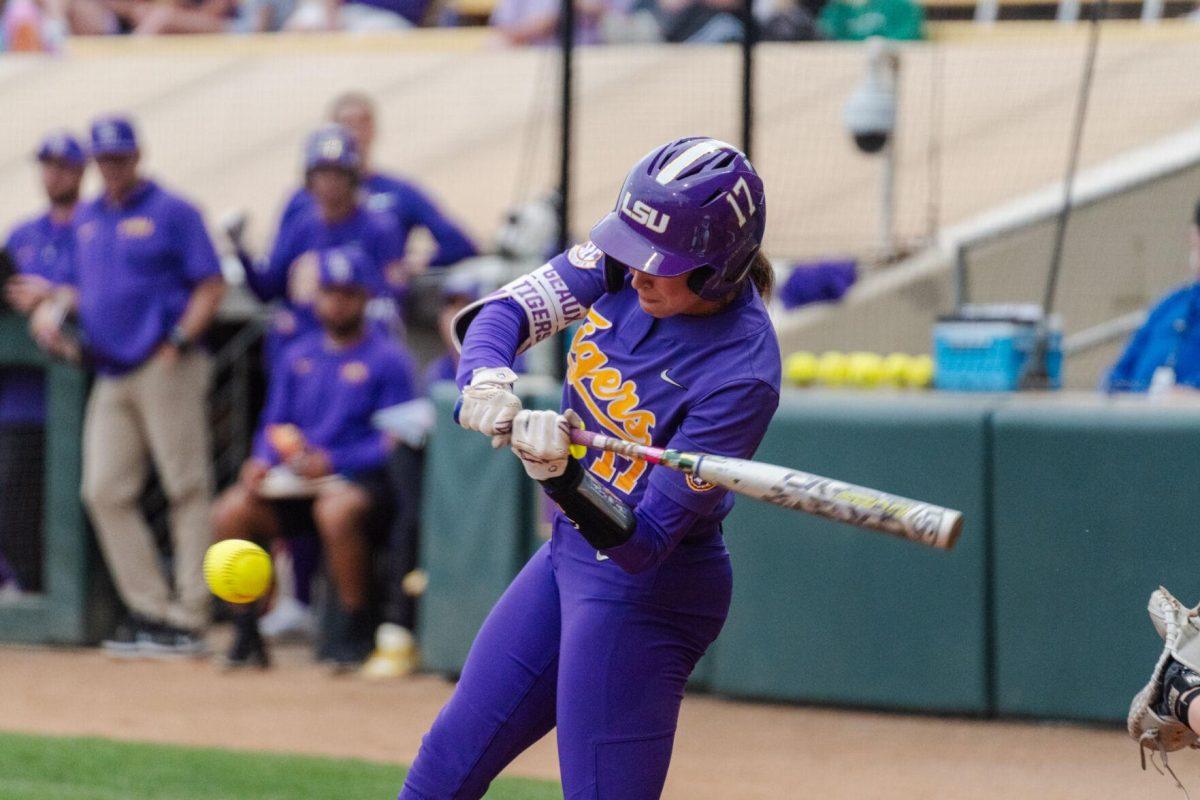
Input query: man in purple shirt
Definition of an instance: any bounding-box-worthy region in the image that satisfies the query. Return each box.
[0,131,86,594]
[212,246,417,669]
[33,115,226,658]
[276,93,477,273]
[237,124,408,364]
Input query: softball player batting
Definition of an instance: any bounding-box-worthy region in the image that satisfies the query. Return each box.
[399,137,781,799]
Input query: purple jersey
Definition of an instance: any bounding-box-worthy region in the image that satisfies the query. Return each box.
[457,244,781,569]
[1,211,74,426]
[252,328,417,477]
[280,173,476,268]
[62,181,221,376]
[251,203,405,359]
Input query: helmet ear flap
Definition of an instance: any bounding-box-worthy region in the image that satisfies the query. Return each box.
[686,267,714,296]
[604,256,626,294]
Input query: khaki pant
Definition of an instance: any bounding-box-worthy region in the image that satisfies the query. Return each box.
[83,351,213,631]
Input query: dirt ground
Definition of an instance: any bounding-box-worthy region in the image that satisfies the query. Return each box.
[0,637,1194,800]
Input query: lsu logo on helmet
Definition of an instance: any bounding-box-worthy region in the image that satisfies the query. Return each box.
[620,192,670,233]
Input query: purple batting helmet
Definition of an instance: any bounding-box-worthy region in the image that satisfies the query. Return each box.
[304,124,360,176]
[589,137,766,301]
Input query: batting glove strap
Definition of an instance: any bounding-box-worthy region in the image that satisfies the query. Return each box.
[542,458,636,551]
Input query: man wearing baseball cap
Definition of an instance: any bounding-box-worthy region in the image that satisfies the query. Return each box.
[0,130,87,595]
[234,124,406,366]
[213,245,416,669]
[33,114,226,657]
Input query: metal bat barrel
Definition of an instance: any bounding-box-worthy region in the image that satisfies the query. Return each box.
[691,455,962,550]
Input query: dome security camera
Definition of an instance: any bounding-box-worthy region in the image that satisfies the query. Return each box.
[843,38,898,155]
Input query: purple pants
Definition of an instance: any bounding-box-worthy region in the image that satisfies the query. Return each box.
[399,516,732,800]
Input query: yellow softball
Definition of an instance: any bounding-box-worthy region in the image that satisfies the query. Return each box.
[203,539,272,604]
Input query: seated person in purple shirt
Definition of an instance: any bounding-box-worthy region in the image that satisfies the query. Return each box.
[212,246,417,669]
[236,124,407,363]
[275,93,477,274]
[32,115,226,657]
[0,130,86,594]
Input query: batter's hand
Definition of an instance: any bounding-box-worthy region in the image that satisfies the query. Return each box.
[510,409,583,482]
[459,367,521,448]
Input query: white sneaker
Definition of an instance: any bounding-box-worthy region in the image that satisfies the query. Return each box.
[360,623,419,680]
[259,596,316,641]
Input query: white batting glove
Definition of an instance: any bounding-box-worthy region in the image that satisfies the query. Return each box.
[510,409,583,482]
[459,367,522,448]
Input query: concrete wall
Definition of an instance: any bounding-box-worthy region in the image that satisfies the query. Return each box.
[777,161,1200,390]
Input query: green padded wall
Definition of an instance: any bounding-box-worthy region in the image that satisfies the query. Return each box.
[0,314,97,644]
[709,392,998,713]
[418,383,562,674]
[991,400,1200,721]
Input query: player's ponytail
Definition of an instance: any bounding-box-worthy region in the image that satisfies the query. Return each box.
[748,251,774,301]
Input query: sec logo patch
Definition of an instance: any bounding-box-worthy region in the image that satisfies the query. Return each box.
[340,361,369,384]
[686,474,717,493]
[567,241,603,270]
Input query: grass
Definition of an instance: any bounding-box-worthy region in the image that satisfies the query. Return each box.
[0,731,561,800]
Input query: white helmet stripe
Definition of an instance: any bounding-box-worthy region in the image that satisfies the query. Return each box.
[654,139,740,185]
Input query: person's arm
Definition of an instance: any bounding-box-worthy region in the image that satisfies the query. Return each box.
[29,235,81,359]
[2,229,54,315]
[1105,295,1170,392]
[455,299,528,389]
[399,184,478,268]
[455,246,609,443]
[173,278,225,345]
[165,204,226,353]
[250,358,294,467]
[245,222,301,302]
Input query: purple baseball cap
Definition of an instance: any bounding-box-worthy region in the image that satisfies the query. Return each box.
[304,124,360,175]
[589,137,766,301]
[36,131,86,167]
[89,115,139,158]
[318,246,371,291]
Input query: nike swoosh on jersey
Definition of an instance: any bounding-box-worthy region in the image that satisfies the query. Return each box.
[660,369,686,389]
[595,551,610,562]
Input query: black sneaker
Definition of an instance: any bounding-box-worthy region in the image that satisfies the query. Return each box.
[138,623,208,660]
[102,616,155,659]
[223,614,270,670]
[327,609,375,671]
